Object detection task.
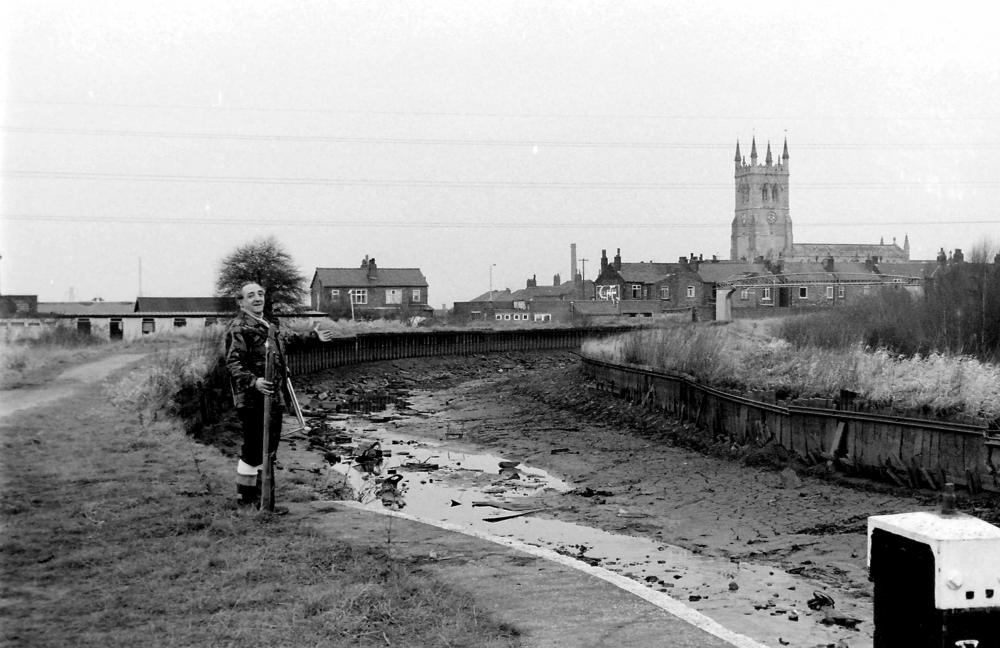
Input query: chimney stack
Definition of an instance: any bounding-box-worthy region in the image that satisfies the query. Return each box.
[570,244,577,287]
[601,249,608,273]
[553,273,561,286]
[614,248,621,271]
[367,257,377,280]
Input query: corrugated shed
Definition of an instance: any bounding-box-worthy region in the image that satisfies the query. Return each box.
[134,297,236,313]
[37,301,136,316]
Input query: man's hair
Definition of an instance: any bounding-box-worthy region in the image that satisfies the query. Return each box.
[237,282,263,299]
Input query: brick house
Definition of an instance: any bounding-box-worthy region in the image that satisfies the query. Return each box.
[593,248,705,318]
[311,257,432,320]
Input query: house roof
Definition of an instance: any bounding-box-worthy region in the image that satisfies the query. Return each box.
[313,268,428,288]
[37,301,136,316]
[510,280,593,301]
[616,262,678,283]
[134,297,237,314]
[877,262,940,279]
[695,262,767,283]
[465,289,514,304]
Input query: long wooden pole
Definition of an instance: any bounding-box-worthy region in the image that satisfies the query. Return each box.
[260,327,277,512]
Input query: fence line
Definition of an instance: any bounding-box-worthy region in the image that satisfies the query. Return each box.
[580,355,998,494]
[285,326,636,376]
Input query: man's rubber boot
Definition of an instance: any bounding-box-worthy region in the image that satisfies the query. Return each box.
[237,484,259,508]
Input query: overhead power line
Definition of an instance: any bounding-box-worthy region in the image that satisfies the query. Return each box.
[4,170,999,189]
[3,213,997,229]
[9,99,1000,121]
[3,125,998,150]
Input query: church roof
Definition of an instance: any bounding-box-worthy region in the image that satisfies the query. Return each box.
[790,243,907,262]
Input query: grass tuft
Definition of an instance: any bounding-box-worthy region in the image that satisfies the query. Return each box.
[583,322,1000,422]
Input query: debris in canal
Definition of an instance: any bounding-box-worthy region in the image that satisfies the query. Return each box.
[807,591,835,611]
[482,508,548,523]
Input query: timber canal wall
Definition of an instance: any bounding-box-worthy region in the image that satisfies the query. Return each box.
[580,355,1000,494]
[284,326,634,375]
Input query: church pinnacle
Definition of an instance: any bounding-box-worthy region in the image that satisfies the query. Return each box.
[750,137,758,162]
[765,141,773,165]
[734,140,742,163]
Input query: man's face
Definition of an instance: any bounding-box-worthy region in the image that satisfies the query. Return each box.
[238,283,266,316]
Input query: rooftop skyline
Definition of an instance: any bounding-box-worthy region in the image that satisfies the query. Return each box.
[2,1,998,306]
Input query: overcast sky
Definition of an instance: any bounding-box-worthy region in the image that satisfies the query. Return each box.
[2,0,998,307]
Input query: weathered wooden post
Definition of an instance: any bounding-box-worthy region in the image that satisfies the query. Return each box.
[260,324,277,512]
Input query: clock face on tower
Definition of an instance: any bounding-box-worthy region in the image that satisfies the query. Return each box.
[767,212,777,224]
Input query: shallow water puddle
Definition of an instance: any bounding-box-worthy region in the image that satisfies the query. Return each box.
[316,405,871,648]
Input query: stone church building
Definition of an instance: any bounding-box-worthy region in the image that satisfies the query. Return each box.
[730,137,909,264]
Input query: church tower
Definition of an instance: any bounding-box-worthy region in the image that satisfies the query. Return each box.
[731,137,792,261]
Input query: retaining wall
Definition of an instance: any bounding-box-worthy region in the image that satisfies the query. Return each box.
[581,355,999,493]
[285,326,635,376]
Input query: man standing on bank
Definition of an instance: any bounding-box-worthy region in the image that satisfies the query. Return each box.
[225,282,333,508]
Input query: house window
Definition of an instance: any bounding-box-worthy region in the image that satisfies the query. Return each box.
[411,289,421,302]
[328,289,340,299]
[534,314,551,322]
[631,284,642,299]
[350,289,367,305]
[503,314,511,320]
[76,318,91,335]
[141,318,156,334]
[495,314,502,321]
[512,314,520,321]
[762,287,772,301]
[740,288,750,301]
[173,318,187,328]
[386,288,402,305]
[838,286,845,299]
[798,287,808,299]
[826,286,834,299]
[660,286,671,300]
[686,285,695,298]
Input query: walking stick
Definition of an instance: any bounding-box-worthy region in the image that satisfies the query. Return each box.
[260,324,278,512]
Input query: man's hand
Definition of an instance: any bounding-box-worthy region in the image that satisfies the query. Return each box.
[313,324,334,342]
[254,377,275,395]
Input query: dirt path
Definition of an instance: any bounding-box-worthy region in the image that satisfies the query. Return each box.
[0,353,146,419]
[296,351,963,648]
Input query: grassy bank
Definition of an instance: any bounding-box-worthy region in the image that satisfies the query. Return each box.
[0,354,521,647]
[582,322,1000,423]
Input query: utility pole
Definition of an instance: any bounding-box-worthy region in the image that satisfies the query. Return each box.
[579,258,588,298]
[489,263,496,302]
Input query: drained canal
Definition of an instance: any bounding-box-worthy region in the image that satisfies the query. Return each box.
[286,389,873,648]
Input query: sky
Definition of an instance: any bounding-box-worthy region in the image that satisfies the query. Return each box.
[2,0,998,308]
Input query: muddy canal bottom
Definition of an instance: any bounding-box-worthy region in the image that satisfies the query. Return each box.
[289,399,871,648]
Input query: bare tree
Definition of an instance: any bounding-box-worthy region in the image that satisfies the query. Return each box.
[215,236,307,317]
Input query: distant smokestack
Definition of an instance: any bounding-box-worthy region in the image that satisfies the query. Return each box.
[570,243,577,287]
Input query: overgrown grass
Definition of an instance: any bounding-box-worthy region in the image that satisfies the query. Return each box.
[2,356,521,647]
[583,323,1000,423]
[0,329,111,389]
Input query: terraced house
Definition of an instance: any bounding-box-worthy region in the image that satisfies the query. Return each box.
[311,256,432,320]
[592,248,707,319]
